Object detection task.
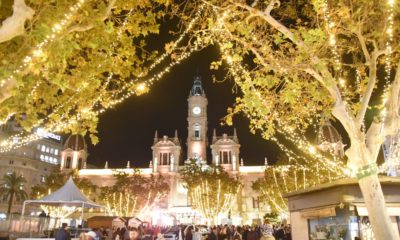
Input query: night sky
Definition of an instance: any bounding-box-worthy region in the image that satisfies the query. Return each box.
[86,44,281,168]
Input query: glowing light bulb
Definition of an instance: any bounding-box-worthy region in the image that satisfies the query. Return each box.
[309,146,316,154]
[226,56,233,64]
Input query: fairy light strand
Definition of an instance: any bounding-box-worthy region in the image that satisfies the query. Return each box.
[0,0,87,88]
[0,5,206,152]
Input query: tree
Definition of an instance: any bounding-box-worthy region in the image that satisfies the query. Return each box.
[99,170,169,217]
[0,172,28,215]
[0,0,174,145]
[185,0,400,238]
[253,156,341,214]
[180,159,241,224]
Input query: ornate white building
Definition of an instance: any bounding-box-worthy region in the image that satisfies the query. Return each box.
[77,75,269,224]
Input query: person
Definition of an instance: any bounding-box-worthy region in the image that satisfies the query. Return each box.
[94,228,103,240]
[283,225,291,240]
[121,227,130,240]
[105,227,113,240]
[185,226,193,240]
[114,228,121,240]
[274,225,284,240]
[39,211,46,217]
[260,220,275,240]
[129,228,141,240]
[86,231,98,240]
[193,228,202,240]
[233,227,242,240]
[155,233,164,240]
[38,210,47,232]
[55,223,71,240]
[79,232,88,240]
[245,226,257,240]
[209,227,218,240]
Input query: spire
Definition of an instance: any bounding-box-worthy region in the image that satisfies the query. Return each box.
[149,160,153,168]
[233,128,238,142]
[174,129,178,139]
[126,161,130,168]
[240,158,244,166]
[265,157,268,166]
[154,130,158,144]
[190,75,205,96]
[104,161,108,169]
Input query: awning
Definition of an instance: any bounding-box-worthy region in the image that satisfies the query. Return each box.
[354,203,400,216]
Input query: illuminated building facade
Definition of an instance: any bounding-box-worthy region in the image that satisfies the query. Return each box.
[78,75,270,224]
[0,121,63,214]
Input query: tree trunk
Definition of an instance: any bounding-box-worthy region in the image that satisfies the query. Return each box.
[7,191,14,215]
[358,174,398,240]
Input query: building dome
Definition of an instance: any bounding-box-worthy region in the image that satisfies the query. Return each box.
[64,134,86,151]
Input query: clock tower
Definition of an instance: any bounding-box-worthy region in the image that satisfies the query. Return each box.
[187,75,208,160]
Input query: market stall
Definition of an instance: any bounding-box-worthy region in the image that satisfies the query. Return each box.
[284,177,400,240]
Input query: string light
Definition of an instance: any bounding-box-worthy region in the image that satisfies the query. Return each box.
[0,0,86,88]
[321,1,341,71]
[0,4,207,153]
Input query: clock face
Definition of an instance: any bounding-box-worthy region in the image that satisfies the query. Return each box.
[192,106,201,115]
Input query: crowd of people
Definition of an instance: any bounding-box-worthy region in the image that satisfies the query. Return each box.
[54,220,291,240]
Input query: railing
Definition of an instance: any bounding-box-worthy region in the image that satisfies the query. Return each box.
[0,214,62,239]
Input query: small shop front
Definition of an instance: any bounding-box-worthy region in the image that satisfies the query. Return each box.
[284,177,400,240]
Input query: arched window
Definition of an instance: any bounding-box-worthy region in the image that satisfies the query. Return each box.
[159,152,170,165]
[65,157,71,169]
[220,151,232,164]
[193,124,201,139]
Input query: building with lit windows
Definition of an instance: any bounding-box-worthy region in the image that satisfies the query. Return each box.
[0,121,63,214]
[77,75,270,225]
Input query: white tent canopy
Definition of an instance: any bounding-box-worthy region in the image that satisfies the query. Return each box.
[22,177,102,215]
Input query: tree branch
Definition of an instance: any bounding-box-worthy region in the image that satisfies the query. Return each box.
[365,58,400,160]
[355,28,370,63]
[0,0,35,44]
[228,1,358,139]
[67,0,116,33]
[356,49,387,126]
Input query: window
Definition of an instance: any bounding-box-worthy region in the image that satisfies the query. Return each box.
[78,158,83,169]
[65,157,71,169]
[193,124,201,139]
[44,155,49,162]
[159,152,170,165]
[9,160,14,165]
[46,147,49,153]
[40,175,45,183]
[194,130,200,138]
[54,149,59,155]
[37,144,41,150]
[41,145,46,152]
[40,154,44,160]
[252,197,260,209]
[50,148,54,154]
[220,151,231,164]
